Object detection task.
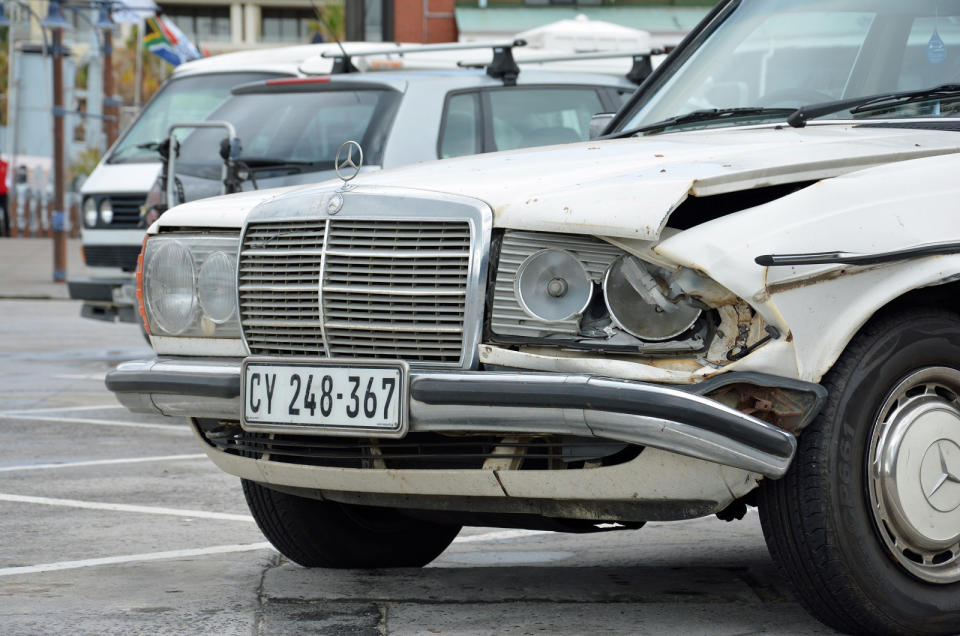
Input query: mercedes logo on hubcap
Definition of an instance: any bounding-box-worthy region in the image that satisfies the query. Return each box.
[920,439,960,513]
[335,140,363,184]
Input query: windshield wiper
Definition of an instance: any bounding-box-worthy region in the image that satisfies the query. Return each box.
[787,84,960,128]
[613,107,796,138]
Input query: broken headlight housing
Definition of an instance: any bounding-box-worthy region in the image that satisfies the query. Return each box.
[489,230,711,353]
[603,254,702,341]
[140,233,241,338]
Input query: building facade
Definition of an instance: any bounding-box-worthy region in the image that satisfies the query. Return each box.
[158,0,329,53]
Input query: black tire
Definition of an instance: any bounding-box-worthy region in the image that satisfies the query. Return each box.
[758,308,960,635]
[242,479,461,568]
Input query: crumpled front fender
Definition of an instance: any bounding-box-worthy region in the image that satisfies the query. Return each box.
[655,153,960,383]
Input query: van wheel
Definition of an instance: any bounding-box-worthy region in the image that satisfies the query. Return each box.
[758,309,960,635]
[242,479,461,568]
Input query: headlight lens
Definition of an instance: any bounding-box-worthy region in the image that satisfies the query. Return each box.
[603,255,701,341]
[141,234,241,338]
[83,198,97,227]
[197,250,236,324]
[515,249,593,322]
[145,240,196,335]
[99,198,113,225]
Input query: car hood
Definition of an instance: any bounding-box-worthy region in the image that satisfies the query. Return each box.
[82,161,161,195]
[159,123,960,239]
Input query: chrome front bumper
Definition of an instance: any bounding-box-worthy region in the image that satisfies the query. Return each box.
[106,358,824,479]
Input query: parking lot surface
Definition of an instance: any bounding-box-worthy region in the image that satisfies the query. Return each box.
[0,296,835,634]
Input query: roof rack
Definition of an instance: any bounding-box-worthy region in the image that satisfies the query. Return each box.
[459,49,668,86]
[321,39,529,86]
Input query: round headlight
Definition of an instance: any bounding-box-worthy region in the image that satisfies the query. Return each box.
[144,240,196,335]
[83,198,97,227]
[197,251,236,324]
[99,198,113,225]
[515,249,593,322]
[603,255,701,341]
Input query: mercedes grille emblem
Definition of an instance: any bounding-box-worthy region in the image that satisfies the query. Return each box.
[335,140,363,184]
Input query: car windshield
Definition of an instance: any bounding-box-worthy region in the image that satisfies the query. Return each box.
[109,72,283,163]
[618,0,960,133]
[174,88,401,180]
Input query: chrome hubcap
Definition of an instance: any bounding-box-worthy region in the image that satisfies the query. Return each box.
[869,367,960,584]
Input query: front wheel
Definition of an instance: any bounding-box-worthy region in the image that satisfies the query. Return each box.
[243,479,461,568]
[759,308,960,635]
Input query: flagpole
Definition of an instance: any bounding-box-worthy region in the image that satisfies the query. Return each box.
[135,18,144,106]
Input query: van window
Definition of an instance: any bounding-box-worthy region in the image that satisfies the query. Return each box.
[108,72,282,164]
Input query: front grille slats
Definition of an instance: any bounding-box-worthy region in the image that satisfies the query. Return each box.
[322,285,465,297]
[82,244,143,270]
[239,221,327,356]
[239,218,471,364]
[106,194,146,228]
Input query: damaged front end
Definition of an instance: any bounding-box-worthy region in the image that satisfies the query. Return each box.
[107,184,829,525]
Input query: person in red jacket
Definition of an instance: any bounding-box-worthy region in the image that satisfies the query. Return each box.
[0,159,8,237]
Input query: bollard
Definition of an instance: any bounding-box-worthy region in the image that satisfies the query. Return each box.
[15,182,30,237]
[29,189,39,237]
[40,184,52,236]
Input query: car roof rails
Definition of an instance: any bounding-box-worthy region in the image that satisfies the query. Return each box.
[472,49,668,86]
[319,39,529,86]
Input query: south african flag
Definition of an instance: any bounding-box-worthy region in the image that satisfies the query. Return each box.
[143,15,203,66]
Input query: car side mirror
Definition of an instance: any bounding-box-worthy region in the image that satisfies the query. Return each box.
[589,113,616,140]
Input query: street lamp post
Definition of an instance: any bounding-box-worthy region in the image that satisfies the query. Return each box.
[94,2,117,146]
[41,0,72,282]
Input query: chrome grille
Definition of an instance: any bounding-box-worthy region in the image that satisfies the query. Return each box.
[239,219,471,364]
[323,221,468,362]
[239,221,326,356]
[492,231,624,337]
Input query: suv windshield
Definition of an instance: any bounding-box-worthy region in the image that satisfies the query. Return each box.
[174,87,401,179]
[108,72,282,163]
[619,0,960,133]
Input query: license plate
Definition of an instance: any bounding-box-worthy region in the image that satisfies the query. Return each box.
[241,359,408,437]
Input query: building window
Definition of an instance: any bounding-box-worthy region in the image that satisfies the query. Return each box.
[364,0,382,42]
[161,5,231,43]
[261,8,315,43]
